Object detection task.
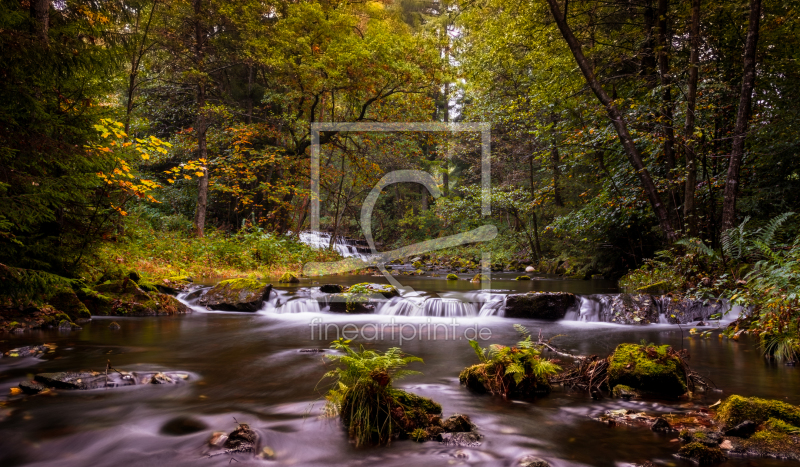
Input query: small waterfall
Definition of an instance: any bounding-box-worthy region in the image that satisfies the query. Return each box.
[377,296,479,317]
[297,231,372,260]
[275,298,321,314]
[566,295,613,322]
[477,294,506,317]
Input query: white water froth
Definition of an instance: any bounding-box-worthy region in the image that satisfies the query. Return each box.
[297,231,372,260]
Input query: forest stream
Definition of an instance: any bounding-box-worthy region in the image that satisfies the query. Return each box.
[1,276,798,467]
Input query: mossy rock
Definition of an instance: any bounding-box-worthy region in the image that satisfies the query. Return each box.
[199,279,272,312]
[731,428,800,459]
[715,395,800,430]
[346,283,398,298]
[446,274,459,281]
[91,278,161,316]
[46,289,91,321]
[607,343,687,397]
[677,442,727,465]
[278,272,300,283]
[611,384,640,399]
[470,273,487,283]
[328,283,396,313]
[504,292,576,320]
[459,362,551,397]
[412,261,424,269]
[515,275,531,281]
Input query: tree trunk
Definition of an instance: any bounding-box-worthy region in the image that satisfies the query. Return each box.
[551,143,563,207]
[720,0,761,232]
[193,0,209,237]
[683,0,701,234]
[657,0,681,229]
[30,0,49,44]
[544,0,677,242]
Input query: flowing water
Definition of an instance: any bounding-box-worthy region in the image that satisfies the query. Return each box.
[0,274,798,467]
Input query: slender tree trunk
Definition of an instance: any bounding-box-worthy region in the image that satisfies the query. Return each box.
[657,0,681,229]
[246,64,253,125]
[30,0,49,44]
[544,0,677,242]
[531,210,542,263]
[442,81,450,197]
[720,0,761,231]
[125,1,158,135]
[193,0,209,237]
[683,0,701,234]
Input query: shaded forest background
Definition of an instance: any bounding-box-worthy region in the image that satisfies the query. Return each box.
[2,0,800,281]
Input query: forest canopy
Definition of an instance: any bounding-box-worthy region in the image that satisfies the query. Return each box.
[1,0,798,280]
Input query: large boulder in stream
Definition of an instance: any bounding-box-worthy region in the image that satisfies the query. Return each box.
[199,279,272,311]
[504,292,576,320]
[607,343,687,397]
[608,294,659,324]
[657,295,725,324]
[327,283,398,313]
[82,278,189,316]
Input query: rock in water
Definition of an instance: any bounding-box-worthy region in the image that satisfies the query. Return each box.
[442,414,476,433]
[108,321,121,330]
[18,380,48,395]
[607,343,687,397]
[319,284,343,293]
[525,266,535,273]
[278,272,300,283]
[504,292,576,320]
[224,423,258,452]
[519,455,550,467]
[150,373,173,384]
[724,420,757,438]
[677,442,727,464]
[651,417,672,432]
[438,432,482,447]
[161,416,207,435]
[199,279,272,311]
[608,294,659,324]
[34,372,94,390]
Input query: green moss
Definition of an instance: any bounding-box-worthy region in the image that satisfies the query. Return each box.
[611,384,640,399]
[515,275,531,280]
[446,274,459,280]
[412,261,423,269]
[346,283,398,298]
[220,278,267,289]
[765,418,800,434]
[46,290,91,321]
[677,442,727,465]
[607,343,687,397]
[278,272,300,283]
[410,427,428,442]
[715,395,800,429]
[471,273,487,282]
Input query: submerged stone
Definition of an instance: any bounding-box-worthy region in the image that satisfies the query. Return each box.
[18,380,48,394]
[161,416,208,435]
[438,431,482,447]
[503,292,576,320]
[519,455,550,467]
[199,279,272,311]
[34,372,94,390]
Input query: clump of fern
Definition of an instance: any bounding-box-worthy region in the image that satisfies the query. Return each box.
[459,324,561,398]
[319,338,441,447]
